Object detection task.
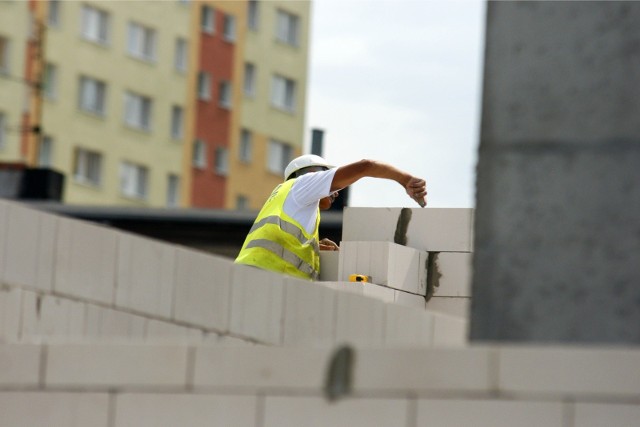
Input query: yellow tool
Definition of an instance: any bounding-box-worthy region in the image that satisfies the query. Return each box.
[349,274,370,283]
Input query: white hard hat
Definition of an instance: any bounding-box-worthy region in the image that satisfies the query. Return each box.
[284,154,334,180]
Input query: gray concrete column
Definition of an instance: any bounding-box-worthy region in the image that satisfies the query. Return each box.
[470,1,640,344]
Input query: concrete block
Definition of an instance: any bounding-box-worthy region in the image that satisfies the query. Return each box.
[264,396,409,427]
[499,346,640,397]
[46,344,189,388]
[116,233,176,318]
[339,241,427,295]
[54,217,117,305]
[362,282,396,304]
[115,393,257,427]
[85,305,146,341]
[283,278,335,346]
[432,312,468,346]
[426,296,470,318]
[319,280,365,296]
[335,291,386,347]
[574,403,640,427]
[416,399,564,427]
[354,347,493,394]
[3,204,56,292]
[0,201,8,282]
[394,291,426,309]
[0,286,22,342]
[145,319,203,344]
[342,207,474,252]
[0,344,41,386]
[194,346,330,390]
[319,250,339,281]
[229,265,285,345]
[0,392,110,426]
[430,252,473,297]
[22,292,85,341]
[385,304,433,347]
[173,248,231,331]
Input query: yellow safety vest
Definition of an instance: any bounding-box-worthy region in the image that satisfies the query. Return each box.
[235,179,321,280]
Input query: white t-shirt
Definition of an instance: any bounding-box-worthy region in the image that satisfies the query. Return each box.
[283,168,338,235]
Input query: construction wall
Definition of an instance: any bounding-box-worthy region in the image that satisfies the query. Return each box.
[1,199,638,426]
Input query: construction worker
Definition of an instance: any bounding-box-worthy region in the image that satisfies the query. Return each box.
[234,155,427,280]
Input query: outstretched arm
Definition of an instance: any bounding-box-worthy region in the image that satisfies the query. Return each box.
[331,159,427,206]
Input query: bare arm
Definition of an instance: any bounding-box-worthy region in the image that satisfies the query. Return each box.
[331,159,427,206]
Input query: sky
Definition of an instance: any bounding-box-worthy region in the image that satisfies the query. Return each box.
[304,0,486,208]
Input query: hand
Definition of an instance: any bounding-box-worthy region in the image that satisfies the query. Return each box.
[319,238,339,251]
[405,176,427,207]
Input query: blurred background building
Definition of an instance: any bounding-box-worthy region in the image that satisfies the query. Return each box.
[0,0,310,210]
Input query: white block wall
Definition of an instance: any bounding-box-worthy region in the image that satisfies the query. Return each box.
[0,342,638,426]
[0,200,454,347]
[342,207,474,252]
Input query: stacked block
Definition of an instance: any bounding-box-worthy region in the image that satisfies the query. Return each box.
[0,199,455,347]
[0,342,638,426]
[339,207,474,319]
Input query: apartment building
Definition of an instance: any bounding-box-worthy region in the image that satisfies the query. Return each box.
[0,0,310,209]
[226,0,311,210]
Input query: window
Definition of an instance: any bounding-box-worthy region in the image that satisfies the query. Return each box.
[247,0,259,31]
[43,63,57,100]
[79,76,106,116]
[127,22,157,62]
[218,81,232,109]
[243,62,256,97]
[124,91,152,131]
[267,140,292,175]
[167,174,180,207]
[38,135,54,167]
[215,147,229,176]
[276,9,299,46]
[73,148,102,186]
[193,139,207,169]
[197,72,211,100]
[239,129,252,163]
[174,38,187,72]
[236,195,249,210]
[48,0,61,27]
[0,112,6,150]
[120,161,148,199]
[0,36,10,73]
[171,105,184,140]
[271,75,296,112]
[201,5,215,33]
[223,14,236,41]
[81,5,110,45]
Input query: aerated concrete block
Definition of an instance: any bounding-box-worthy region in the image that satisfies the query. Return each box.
[343,207,474,252]
[0,286,22,342]
[335,291,386,347]
[339,241,427,295]
[84,305,146,341]
[0,392,110,427]
[116,233,176,318]
[173,248,231,331]
[114,394,258,427]
[429,252,473,297]
[2,204,57,292]
[283,278,335,346]
[46,344,189,388]
[229,265,285,345]
[0,344,41,386]
[385,304,434,347]
[426,297,470,319]
[54,217,117,305]
[319,251,339,281]
[21,291,85,341]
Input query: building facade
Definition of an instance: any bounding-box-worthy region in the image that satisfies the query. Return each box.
[0,0,310,209]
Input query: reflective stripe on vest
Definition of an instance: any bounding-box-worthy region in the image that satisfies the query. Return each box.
[245,239,319,280]
[249,215,320,254]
